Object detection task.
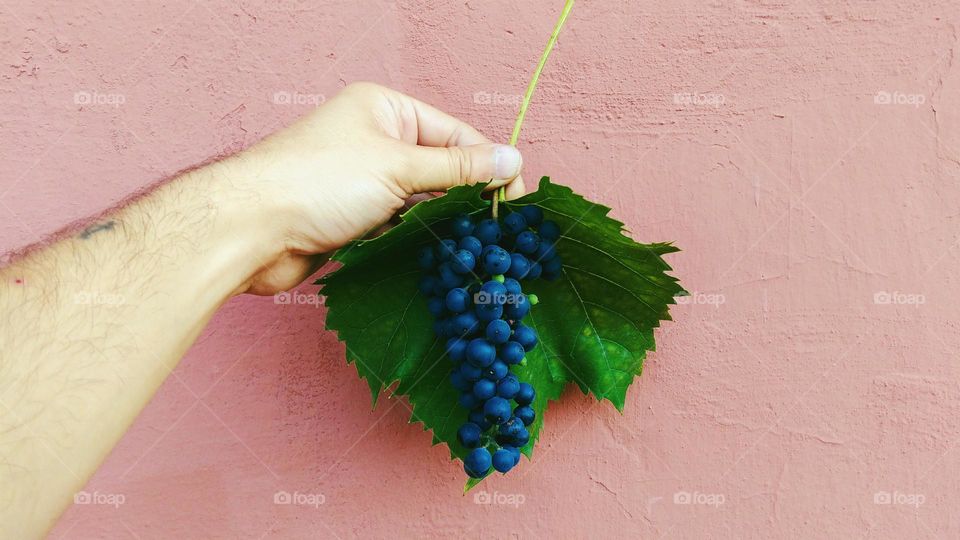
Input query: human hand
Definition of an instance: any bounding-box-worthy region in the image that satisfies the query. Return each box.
[224,82,525,295]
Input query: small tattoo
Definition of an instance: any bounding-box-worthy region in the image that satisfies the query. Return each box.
[80,220,115,239]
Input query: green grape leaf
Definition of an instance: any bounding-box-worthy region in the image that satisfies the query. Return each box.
[317,176,682,487]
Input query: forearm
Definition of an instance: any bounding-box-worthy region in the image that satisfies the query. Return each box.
[0,157,274,537]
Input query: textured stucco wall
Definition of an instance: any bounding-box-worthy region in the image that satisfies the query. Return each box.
[2,0,959,538]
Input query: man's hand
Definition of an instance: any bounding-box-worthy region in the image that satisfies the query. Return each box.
[225,82,524,294]
[0,82,522,537]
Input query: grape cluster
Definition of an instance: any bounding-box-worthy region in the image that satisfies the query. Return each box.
[416,205,563,478]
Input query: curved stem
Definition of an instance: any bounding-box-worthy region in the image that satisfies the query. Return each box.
[492,0,575,218]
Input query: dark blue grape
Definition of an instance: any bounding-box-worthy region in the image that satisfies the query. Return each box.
[464,447,491,478]
[426,297,445,317]
[436,239,458,260]
[466,338,496,367]
[519,205,543,227]
[451,249,476,274]
[500,417,525,439]
[468,409,492,430]
[534,242,557,262]
[514,405,535,426]
[504,445,521,465]
[460,363,483,382]
[484,360,508,381]
[507,253,531,279]
[418,276,437,296]
[513,324,538,351]
[451,214,474,238]
[459,391,479,409]
[438,263,462,289]
[445,288,470,313]
[515,383,535,406]
[446,338,468,362]
[526,262,542,280]
[479,280,507,303]
[513,428,530,447]
[538,220,560,241]
[503,212,527,235]
[458,235,483,258]
[450,370,471,392]
[473,219,502,245]
[485,319,511,344]
[451,311,480,336]
[492,448,516,473]
[515,230,540,254]
[504,296,530,320]
[482,246,511,275]
[457,422,482,448]
[474,302,503,322]
[500,341,525,365]
[496,374,520,399]
[502,277,522,295]
[484,396,512,425]
[472,378,496,400]
[417,246,436,269]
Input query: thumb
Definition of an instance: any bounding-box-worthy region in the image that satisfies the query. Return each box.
[395,143,523,194]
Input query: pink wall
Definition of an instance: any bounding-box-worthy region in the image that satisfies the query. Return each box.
[3,0,958,537]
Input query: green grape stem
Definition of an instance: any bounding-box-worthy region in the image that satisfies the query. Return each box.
[491,0,575,219]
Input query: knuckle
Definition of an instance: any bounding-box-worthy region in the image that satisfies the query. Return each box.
[447,148,471,186]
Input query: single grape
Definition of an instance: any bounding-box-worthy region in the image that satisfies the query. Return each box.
[445,288,470,313]
[457,422,482,448]
[459,391,480,410]
[485,319,511,344]
[466,338,496,367]
[479,280,508,304]
[460,362,483,382]
[450,370,471,392]
[512,324,538,351]
[526,262,542,280]
[451,249,476,274]
[492,448,516,473]
[503,212,528,235]
[514,405,535,426]
[438,263,462,289]
[472,378,497,400]
[515,382,535,406]
[458,235,483,258]
[499,417,525,440]
[474,302,504,323]
[418,275,438,296]
[417,246,436,270]
[500,341,525,365]
[542,257,562,273]
[502,277,522,296]
[504,445,521,465]
[504,296,530,320]
[496,374,520,399]
[538,220,561,241]
[514,230,540,254]
[513,427,530,447]
[484,360,508,381]
[507,253,531,279]
[446,338,468,362]
[519,205,543,227]
[464,447,492,478]
[468,409,492,431]
[473,219,502,245]
[482,246,512,275]
[426,296,445,317]
[451,214,474,238]
[451,311,480,336]
[484,396,512,425]
[436,239,459,260]
[534,241,557,262]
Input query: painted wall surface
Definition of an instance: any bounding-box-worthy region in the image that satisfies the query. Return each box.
[2,1,958,538]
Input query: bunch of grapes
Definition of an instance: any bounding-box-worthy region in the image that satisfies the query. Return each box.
[416,205,563,477]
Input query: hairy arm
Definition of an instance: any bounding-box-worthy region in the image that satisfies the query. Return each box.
[0,83,523,537]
